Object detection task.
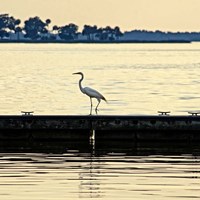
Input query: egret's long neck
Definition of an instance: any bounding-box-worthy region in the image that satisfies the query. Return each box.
[79,74,85,94]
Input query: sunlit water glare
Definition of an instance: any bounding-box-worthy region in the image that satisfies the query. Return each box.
[0,43,200,115]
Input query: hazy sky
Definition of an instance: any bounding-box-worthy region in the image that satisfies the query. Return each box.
[0,0,200,32]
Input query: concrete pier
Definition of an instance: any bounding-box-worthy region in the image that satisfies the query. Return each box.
[0,115,199,141]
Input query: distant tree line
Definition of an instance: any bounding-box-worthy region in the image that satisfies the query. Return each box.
[0,14,123,41]
[1,14,200,42]
[123,30,200,42]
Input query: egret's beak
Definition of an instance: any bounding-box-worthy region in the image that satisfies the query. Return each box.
[73,72,80,75]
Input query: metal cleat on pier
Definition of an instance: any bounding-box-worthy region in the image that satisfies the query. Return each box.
[21,111,34,116]
[188,111,200,116]
[158,111,171,116]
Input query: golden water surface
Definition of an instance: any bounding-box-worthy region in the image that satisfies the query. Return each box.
[0,43,200,199]
[0,151,199,200]
[0,43,200,115]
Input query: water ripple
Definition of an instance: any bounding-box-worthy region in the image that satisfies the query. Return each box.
[0,152,199,199]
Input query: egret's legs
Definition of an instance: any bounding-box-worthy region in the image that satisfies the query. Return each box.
[90,98,93,115]
[95,100,101,114]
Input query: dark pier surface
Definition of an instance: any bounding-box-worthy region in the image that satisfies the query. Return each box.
[1,115,200,154]
[0,114,200,140]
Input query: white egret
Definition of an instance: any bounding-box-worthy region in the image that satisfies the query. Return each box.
[73,72,107,115]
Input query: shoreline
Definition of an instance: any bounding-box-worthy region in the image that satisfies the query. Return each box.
[0,39,191,44]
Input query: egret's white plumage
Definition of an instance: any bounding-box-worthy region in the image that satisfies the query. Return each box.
[73,72,107,115]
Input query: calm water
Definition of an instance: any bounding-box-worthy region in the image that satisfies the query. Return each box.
[0,43,200,199]
[0,150,200,200]
[0,43,200,115]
